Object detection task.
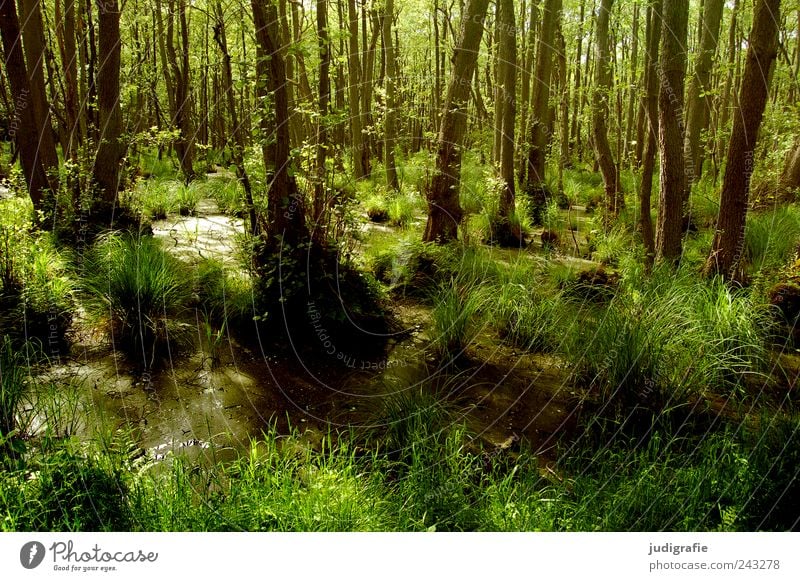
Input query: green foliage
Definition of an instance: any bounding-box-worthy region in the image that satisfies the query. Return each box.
[744,206,800,275]
[566,269,771,410]
[202,177,245,217]
[0,336,28,439]
[130,428,391,531]
[386,191,423,228]
[35,444,131,531]
[0,202,75,349]
[589,224,632,266]
[82,234,191,364]
[129,178,179,220]
[428,283,487,361]
[193,257,254,331]
[489,283,571,352]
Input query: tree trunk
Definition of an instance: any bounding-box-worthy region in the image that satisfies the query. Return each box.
[55,0,79,159]
[638,0,661,267]
[0,0,52,217]
[165,0,195,182]
[704,0,780,279]
[91,0,125,219]
[212,1,258,237]
[495,0,520,246]
[684,0,724,185]
[383,0,399,191]
[347,0,366,179]
[314,0,331,228]
[654,0,689,264]
[525,0,561,222]
[776,140,800,201]
[591,0,621,220]
[17,0,60,186]
[714,0,740,182]
[252,0,309,247]
[423,0,491,243]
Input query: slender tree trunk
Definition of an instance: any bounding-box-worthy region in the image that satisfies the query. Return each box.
[525,0,561,222]
[165,0,196,182]
[55,0,79,159]
[684,0,724,185]
[638,0,661,267]
[212,1,258,237]
[591,0,621,220]
[314,0,331,229]
[252,0,309,247]
[654,0,689,264]
[347,0,366,179]
[517,0,538,186]
[92,0,125,220]
[775,139,800,201]
[423,0,491,243]
[570,0,585,159]
[0,0,51,217]
[495,0,520,246]
[17,0,60,186]
[715,0,739,182]
[624,3,639,164]
[704,0,780,279]
[383,0,399,191]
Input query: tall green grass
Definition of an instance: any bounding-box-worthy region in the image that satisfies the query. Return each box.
[2,411,798,531]
[82,234,191,364]
[0,336,28,440]
[745,206,800,275]
[566,268,771,409]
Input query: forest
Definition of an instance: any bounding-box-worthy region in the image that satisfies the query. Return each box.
[0,0,799,532]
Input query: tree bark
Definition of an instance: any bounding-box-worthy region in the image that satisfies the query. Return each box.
[525,0,561,222]
[591,0,621,219]
[314,0,331,228]
[252,0,309,247]
[383,0,399,191]
[654,0,689,264]
[91,0,125,219]
[684,0,724,185]
[638,0,661,267]
[495,0,520,245]
[423,0,491,243]
[704,0,780,279]
[347,0,366,179]
[212,1,258,237]
[0,0,52,217]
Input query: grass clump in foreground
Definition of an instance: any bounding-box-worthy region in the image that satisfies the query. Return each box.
[2,405,799,531]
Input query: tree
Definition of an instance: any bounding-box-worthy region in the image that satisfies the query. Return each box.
[654,0,689,264]
[495,0,521,245]
[684,0,724,185]
[347,0,367,179]
[638,0,662,266]
[164,0,196,182]
[314,0,332,228]
[704,0,781,279]
[252,0,309,250]
[0,0,53,218]
[212,0,258,237]
[423,0,491,243]
[383,0,399,191]
[591,0,622,219]
[525,0,561,222]
[91,0,126,221]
